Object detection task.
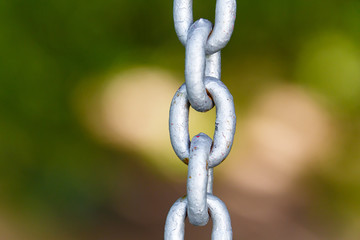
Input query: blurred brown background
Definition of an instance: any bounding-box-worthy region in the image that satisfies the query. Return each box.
[1,0,360,239]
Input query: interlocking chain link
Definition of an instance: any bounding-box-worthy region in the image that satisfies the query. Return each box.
[173,0,236,54]
[165,0,236,239]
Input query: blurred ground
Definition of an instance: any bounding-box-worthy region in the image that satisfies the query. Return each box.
[1,0,360,239]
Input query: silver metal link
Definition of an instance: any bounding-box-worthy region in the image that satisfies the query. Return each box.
[185,19,214,112]
[169,77,236,167]
[169,84,190,164]
[187,133,212,226]
[165,196,187,240]
[173,0,193,46]
[207,194,232,240]
[173,0,237,54]
[164,194,232,240]
[205,77,236,166]
[185,19,222,112]
[205,0,236,55]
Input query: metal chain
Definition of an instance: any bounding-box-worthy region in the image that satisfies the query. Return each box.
[165,0,236,239]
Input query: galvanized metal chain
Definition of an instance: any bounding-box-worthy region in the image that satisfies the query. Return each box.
[165,0,237,239]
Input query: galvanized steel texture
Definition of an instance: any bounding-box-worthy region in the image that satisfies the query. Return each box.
[205,77,236,167]
[173,0,237,54]
[187,133,212,226]
[173,0,193,46]
[164,194,232,240]
[169,77,236,168]
[205,0,236,54]
[169,83,190,164]
[205,51,221,80]
[185,19,215,112]
[164,196,187,240]
[207,168,214,194]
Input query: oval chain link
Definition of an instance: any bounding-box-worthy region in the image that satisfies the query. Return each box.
[187,133,212,226]
[169,77,236,168]
[185,19,214,112]
[165,194,232,240]
[173,0,237,54]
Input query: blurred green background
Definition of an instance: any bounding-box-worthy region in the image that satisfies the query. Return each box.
[1,0,360,239]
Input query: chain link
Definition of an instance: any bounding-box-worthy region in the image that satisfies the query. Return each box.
[165,0,236,239]
[165,194,232,240]
[169,78,236,167]
[187,133,212,226]
[185,19,214,112]
[173,0,237,54]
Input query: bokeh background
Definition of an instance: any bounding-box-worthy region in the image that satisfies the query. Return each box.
[1,0,360,239]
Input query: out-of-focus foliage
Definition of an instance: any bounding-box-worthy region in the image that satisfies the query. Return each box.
[0,0,360,239]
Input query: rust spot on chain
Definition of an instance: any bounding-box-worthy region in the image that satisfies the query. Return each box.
[208,29,213,38]
[206,89,214,103]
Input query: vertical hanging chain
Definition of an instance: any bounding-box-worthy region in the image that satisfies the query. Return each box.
[165,0,237,239]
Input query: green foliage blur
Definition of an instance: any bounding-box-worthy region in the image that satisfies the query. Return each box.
[1,0,360,238]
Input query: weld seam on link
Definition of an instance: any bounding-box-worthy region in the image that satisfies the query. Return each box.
[164,194,232,240]
[205,51,221,80]
[169,77,236,167]
[187,133,212,226]
[173,0,236,54]
[207,168,214,194]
